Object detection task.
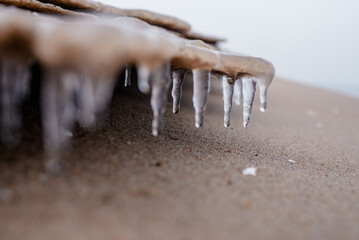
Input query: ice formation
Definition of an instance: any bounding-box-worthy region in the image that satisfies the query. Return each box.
[171,68,186,114]
[0,1,275,171]
[222,75,234,127]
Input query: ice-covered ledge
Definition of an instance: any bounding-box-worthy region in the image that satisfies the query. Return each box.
[0,5,275,171]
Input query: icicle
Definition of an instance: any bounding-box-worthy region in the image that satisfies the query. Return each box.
[137,65,151,94]
[258,82,268,112]
[241,74,256,128]
[0,59,30,145]
[124,64,131,87]
[171,68,186,114]
[76,73,96,127]
[150,63,171,136]
[192,69,211,128]
[208,74,211,94]
[222,75,234,127]
[93,74,115,113]
[75,73,115,127]
[233,78,243,106]
[42,69,76,172]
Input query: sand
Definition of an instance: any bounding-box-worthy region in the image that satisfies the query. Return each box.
[0,77,358,240]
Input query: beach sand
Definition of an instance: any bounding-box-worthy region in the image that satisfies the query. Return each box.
[0,76,358,240]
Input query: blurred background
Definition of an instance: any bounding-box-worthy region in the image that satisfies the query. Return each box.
[100,0,359,98]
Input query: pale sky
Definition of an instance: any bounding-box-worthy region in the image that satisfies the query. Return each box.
[100,0,359,97]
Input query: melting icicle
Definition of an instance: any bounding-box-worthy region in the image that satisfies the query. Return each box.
[233,78,243,106]
[192,69,211,128]
[124,64,131,87]
[42,69,76,172]
[222,75,234,127]
[241,74,256,128]
[171,68,186,114]
[0,59,30,145]
[76,73,96,127]
[258,81,268,112]
[41,68,115,172]
[137,65,151,94]
[76,73,115,127]
[150,63,171,136]
[92,74,116,114]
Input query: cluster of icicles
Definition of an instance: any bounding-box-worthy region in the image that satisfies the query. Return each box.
[0,6,275,171]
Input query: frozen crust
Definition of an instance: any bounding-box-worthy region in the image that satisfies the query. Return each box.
[0,0,94,17]
[184,30,226,44]
[38,0,191,33]
[38,0,225,43]
[0,6,274,82]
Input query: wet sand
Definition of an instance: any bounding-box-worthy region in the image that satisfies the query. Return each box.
[0,77,358,240]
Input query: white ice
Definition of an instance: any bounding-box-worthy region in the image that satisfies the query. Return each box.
[137,65,151,94]
[242,167,257,176]
[233,78,243,106]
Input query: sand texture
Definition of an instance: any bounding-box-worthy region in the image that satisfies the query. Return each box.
[0,77,358,240]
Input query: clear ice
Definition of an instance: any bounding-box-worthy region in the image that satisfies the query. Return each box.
[171,68,186,114]
[124,64,131,87]
[222,75,234,127]
[233,78,243,106]
[41,68,115,171]
[192,69,211,128]
[150,63,171,136]
[258,81,268,112]
[241,74,256,128]
[42,69,76,171]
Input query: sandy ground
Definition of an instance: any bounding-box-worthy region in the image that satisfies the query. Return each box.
[0,76,358,240]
